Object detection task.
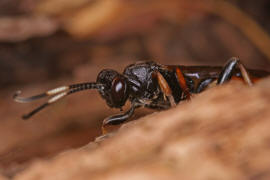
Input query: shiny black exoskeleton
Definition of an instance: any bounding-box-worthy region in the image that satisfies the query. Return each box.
[13,57,270,128]
[96,61,183,111]
[95,61,185,125]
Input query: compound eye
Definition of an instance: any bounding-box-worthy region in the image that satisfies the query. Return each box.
[111,76,128,107]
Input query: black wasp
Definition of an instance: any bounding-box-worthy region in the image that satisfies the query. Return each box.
[14,57,269,130]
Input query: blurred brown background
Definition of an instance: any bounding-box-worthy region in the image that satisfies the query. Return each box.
[0,0,270,178]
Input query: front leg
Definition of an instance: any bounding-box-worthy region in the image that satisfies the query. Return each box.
[217,57,253,86]
[102,102,141,133]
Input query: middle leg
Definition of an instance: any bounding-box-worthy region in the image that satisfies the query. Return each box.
[154,71,177,107]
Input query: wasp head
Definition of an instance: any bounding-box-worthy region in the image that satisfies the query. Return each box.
[97,69,129,109]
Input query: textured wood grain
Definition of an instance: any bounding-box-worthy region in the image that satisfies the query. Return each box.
[13,77,270,180]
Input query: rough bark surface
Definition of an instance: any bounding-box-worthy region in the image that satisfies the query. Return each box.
[13,78,270,180]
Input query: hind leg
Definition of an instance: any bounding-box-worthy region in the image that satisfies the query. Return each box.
[217,57,253,86]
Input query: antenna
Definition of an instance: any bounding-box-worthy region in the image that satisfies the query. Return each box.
[13,83,104,119]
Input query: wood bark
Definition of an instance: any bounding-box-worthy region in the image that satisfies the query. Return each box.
[12,78,270,180]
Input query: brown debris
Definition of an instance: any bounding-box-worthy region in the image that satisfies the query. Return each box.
[0,16,58,42]
[0,175,8,180]
[12,77,270,180]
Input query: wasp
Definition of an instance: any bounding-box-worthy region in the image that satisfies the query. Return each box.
[14,57,269,130]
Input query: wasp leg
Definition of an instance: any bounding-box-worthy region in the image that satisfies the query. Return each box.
[154,71,176,107]
[217,57,253,86]
[175,67,191,100]
[102,103,141,134]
